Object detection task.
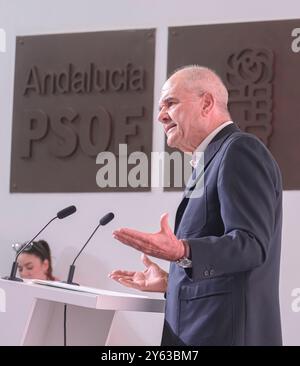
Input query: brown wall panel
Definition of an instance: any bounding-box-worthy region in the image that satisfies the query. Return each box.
[11,29,155,192]
[167,20,300,190]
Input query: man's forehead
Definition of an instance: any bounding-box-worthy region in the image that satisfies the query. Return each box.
[160,79,172,94]
[160,78,181,101]
[162,73,182,89]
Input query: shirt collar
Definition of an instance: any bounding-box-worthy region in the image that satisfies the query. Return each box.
[190,121,233,168]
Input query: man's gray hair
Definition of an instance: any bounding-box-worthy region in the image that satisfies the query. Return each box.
[171,65,229,113]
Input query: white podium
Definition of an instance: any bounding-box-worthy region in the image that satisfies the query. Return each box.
[0,278,165,346]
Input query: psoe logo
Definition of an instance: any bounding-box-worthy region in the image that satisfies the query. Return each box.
[0,28,6,53]
[291,28,300,53]
[291,288,300,312]
[0,288,6,312]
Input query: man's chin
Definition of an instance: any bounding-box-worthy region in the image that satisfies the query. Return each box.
[167,138,187,153]
[166,139,177,149]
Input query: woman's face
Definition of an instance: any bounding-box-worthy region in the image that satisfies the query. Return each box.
[17,253,49,280]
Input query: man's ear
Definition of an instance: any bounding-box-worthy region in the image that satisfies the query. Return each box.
[202,92,214,116]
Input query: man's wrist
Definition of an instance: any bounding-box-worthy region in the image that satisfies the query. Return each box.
[180,239,190,259]
[176,240,192,268]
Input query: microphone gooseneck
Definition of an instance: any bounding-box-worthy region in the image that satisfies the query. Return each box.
[71,223,101,266]
[65,212,115,286]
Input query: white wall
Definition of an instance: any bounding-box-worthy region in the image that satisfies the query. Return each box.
[0,0,300,345]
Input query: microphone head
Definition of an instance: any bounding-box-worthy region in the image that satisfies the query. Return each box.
[100,212,114,226]
[57,205,77,219]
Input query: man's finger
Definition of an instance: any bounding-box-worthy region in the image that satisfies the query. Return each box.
[109,270,135,277]
[113,230,150,251]
[114,231,163,258]
[109,274,134,280]
[113,227,146,239]
[113,231,141,249]
[118,278,144,290]
[110,275,135,282]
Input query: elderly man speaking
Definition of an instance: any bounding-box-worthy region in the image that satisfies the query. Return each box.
[109,65,282,346]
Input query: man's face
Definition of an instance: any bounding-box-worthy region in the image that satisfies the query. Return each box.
[158,76,205,153]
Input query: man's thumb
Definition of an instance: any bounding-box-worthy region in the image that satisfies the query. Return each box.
[142,253,153,268]
[160,212,172,234]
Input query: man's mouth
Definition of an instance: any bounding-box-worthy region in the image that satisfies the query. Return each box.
[165,123,177,134]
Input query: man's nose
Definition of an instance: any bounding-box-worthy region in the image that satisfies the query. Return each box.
[157,107,170,124]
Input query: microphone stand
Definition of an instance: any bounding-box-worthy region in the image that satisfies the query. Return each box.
[64,212,114,286]
[65,223,101,286]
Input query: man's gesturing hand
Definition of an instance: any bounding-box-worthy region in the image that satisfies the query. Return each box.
[109,254,168,293]
[112,213,185,261]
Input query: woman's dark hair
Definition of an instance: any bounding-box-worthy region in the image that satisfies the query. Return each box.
[18,240,54,281]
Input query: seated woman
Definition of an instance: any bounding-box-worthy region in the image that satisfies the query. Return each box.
[14,240,56,281]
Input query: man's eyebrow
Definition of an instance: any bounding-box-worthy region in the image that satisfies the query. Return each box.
[158,96,177,110]
[164,96,177,103]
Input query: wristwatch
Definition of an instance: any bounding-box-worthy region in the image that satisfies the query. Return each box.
[176,240,192,268]
[176,256,192,268]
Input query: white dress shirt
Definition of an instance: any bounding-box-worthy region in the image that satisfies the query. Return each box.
[190,121,233,168]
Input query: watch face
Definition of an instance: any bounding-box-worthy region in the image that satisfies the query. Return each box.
[177,257,192,268]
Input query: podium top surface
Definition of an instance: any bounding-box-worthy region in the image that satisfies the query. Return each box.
[27,279,149,297]
[0,278,165,313]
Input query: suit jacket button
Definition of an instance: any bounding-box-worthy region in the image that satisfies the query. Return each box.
[204,270,209,277]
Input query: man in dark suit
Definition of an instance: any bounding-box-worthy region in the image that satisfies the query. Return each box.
[109,66,282,346]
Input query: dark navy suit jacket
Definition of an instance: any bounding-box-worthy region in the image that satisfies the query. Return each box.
[161,124,282,346]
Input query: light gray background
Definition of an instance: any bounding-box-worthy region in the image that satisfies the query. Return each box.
[0,0,299,345]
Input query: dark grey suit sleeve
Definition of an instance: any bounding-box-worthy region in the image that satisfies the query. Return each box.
[187,135,282,281]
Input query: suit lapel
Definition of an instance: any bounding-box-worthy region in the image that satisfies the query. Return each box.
[174,123,240,234]
[203,123,240,167]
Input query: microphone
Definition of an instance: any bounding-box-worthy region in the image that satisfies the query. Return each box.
[100,212,115,226]
[65,212,114,286]
[3,205,77,282]
[57,205,77,219]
